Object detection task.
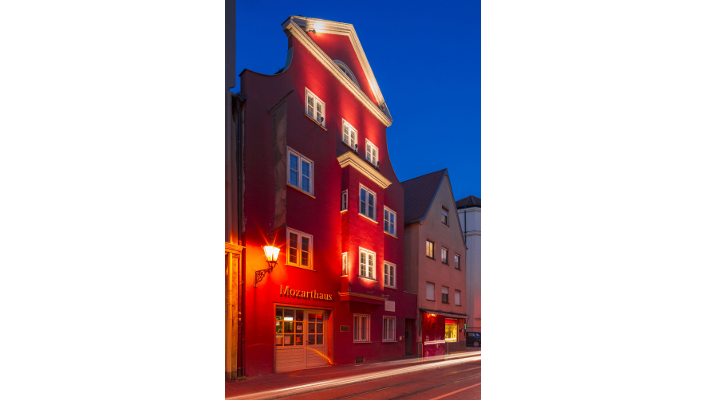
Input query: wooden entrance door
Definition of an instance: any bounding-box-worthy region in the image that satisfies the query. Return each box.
[275,307,328,372]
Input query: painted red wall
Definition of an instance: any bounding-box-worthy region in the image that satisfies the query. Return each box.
[239,30,416,377]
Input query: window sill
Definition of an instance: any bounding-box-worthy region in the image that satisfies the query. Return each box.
[341,274,349,277]
[286,263,317,272]
[359,276,377,282]
[287,183,316,199]
[426,256,435,260]
[384,285,397,290]
[359,213,378,224]
[304,113,327,130]
[341,209,348,213]
[382,340,397,343]
[353,341,371,344]
[442,262,449,265]
[342,142,359,153]
[441,302,449,305]
[384,231,397,239]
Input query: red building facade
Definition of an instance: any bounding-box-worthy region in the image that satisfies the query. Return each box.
[238,16,417,376]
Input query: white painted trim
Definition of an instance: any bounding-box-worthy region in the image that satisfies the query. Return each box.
[333,60,360,87]
[341,118,358,149]
[304,87,326,127]
[358,246,376,280]
[383,261,397,289]
[383,206,397,237]
[338,151,391,189]
[287,147,314,196]
[382,316,396,342]
[365,138,379,166]
[359,183,377,222]
[285,228,314,270]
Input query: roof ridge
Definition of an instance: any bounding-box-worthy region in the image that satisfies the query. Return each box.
[400,168,447,184]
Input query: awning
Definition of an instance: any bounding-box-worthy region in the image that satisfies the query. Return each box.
[419,308,468,320]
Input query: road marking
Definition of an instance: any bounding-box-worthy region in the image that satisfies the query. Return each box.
[427,382,481,400]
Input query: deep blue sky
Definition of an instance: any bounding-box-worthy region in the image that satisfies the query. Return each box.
[235,0,480,200]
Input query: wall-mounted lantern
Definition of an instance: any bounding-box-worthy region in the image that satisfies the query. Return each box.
[255,245,280,288]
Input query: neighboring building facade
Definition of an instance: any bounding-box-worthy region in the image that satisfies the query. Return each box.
[402,169,467,356]
[456,194,481,333]
[238,16,417,377]
[225,0,245,381]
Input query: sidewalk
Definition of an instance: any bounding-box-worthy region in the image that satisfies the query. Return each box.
[225,347,481,400]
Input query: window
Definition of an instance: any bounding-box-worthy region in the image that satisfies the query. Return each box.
[342,252,348,276]
[341,190,348,212]
[305,88,325,126]
[426,240,435,259]
[442,286,449,304]
[455,289,461,305]
[342,119,357,149]
[384,207,397,236]
[334,60,360,87]
[383,316,396,342]
[365,139,379,166]
[442,207,449,225]
[359,247,376,279]
[275,307,305,347]
[441,247,448,264]
[455,254,461,270]
[445,320,458,342]
[288,148,313,195]
[287,228,313,269]
[354,314,370,342]
[359,185,376,221]
[384,262,396,288]
[426,282,435,301]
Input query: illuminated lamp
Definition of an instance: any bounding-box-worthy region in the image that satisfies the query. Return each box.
[255,245,280,288]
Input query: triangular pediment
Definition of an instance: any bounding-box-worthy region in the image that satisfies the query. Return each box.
[282,16,392,125]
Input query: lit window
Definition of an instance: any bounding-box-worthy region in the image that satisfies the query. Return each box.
[341,190,348,211]
[426,282,435,301]
[442,207,449,225]
[342,252,348,276]
[288,148,313,195]
[445,320,458,342]
[455,289,461,305]
[354,314,370,342]
[426,240,435,259]
[305,88,325,126]
[359,185,376,221]
[286,228,313,269]
[384,262,396,288]
[442,286,449,304]
[383,316,396,342]
[342,119,357,149]
[384,207,396,236]
[359,247,376,279]
[365,139,378,166]
[455,254,461,270]
[441,247,448,264]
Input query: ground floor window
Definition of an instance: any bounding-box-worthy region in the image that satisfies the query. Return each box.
[276,308,304,346]
[445,320,458,342]
[354,314,370,342]
[383,316,396,342]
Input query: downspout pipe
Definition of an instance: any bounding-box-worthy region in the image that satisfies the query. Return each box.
[231,91,246,377]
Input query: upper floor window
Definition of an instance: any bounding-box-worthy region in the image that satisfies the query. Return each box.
[426,240,435,259]
[441,247,449,264]
[426,282,435,301]
[454,254,461,270]
[384,262,396,288]
[442,207,449,225]
[288,148,313,195]
[359,247,376,280]
[365,139,378,167]
[455,289,461,305]
[334,60,360,88]
[287,228,313,269]
[305,88,325,126]
[342,119,357,149]
[442,286,449,304]
[384,207,397,236]
[341,190,348,212]
[359,185,376,221]
[342,252,348,276]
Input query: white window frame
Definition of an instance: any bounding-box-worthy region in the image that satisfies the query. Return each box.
[342,252,348,276]
[426,282,435,301]
[287,147,314,196]
[305,88,325,126]
[365,139,379,166]
[359,184,377,222]
[341,190,348,212]
[342,119,357,149]
[442,286,449,304]
[384,261,396,289]
[354,314,370,342]
[442,207,449,225]
[382,316,396,342]
[454,254,461,270]
[359,247,376,280]
[286,228,313,270]
[455,289,461,306]
[441,247,449,264]
[384,207,397,237]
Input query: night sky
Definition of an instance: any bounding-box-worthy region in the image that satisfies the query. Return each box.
[235,0,481,200]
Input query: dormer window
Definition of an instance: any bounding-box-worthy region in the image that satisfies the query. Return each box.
[333,60,360,88]
[305,88,325,126]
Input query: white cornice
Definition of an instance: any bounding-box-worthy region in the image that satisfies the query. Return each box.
[338,151,392,189]
[282,16,392,127]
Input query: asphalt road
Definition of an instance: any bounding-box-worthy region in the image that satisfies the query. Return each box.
[280,358,481,400]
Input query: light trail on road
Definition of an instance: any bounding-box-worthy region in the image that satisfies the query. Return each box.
[225,354,480,400]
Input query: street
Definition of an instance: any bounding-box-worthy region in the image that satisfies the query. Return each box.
[282,358,481,400]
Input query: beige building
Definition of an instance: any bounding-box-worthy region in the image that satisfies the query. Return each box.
[456,194,481,334]
[224,0,243,380]
[402,169,468,354]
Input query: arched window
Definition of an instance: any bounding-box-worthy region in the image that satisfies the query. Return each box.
[333,60,360,88]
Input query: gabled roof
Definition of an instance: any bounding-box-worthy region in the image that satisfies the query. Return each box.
[281,16,392,126]
[401,169,447,225]
[456,194,481,209]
